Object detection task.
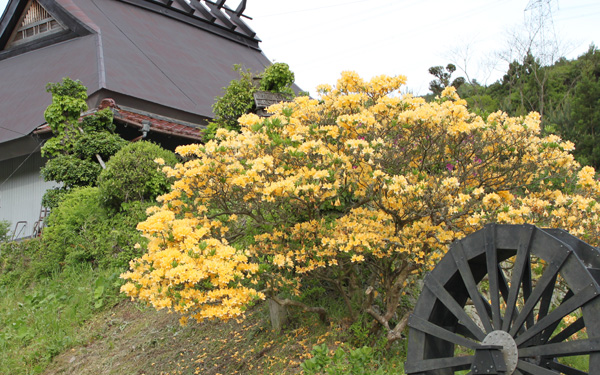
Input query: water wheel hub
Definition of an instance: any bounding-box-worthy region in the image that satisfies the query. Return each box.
[472,330,518,374]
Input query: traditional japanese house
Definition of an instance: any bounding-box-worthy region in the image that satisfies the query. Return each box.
[0,0,272,238]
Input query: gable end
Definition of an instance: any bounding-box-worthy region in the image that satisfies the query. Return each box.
[7,0,66,48]
[0,0,94,60]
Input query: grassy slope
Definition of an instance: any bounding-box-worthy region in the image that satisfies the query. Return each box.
[43,299,316,375]
[0,270,406,375]
[42,298,406,375]
[0,265,122,374]
[0,245,406,375]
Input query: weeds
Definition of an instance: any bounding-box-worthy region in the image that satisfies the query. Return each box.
[0,264,124,374]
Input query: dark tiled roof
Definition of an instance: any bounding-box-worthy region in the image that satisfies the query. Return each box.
[0,0,271,145]
[108,101,205,141]
[35,98,205,141]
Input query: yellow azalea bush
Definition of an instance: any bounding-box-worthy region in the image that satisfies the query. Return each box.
[121,72,600,342]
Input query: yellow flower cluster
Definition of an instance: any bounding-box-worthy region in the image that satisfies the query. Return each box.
[121,201,263,322]
[122,71,600,325]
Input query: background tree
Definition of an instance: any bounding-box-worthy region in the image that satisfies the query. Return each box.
[563,45,600,167]
[454,45,600,168]
[428,63,465,96]
[41,78,126,208]
[203,63,296,141]
[121,72,600,345]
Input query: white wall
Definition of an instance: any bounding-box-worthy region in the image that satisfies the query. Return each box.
[0,152,58,239]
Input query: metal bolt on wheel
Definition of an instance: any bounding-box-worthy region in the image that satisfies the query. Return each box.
[406,224,600,375]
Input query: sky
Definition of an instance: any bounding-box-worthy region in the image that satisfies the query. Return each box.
[1,0,599,95]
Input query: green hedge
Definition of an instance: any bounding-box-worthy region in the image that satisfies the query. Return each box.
[98,141,178,209]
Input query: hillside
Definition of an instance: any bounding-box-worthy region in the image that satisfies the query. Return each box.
[42,299,318,375]
[0,258,404,375]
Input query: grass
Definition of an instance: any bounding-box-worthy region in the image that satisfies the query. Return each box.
[0,264,123,375]
[0,261,406,375]
[41,292,406,375]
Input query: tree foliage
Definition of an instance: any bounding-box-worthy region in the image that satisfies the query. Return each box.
[204,63,296,141]
[259,62,295,97]
[40,78,127,208]
[41,155,102,188]
[456,45,600,168]
[428,63,465,96]
[0,220,10,243]
[121,72,600,342]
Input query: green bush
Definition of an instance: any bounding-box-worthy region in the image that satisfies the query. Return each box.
[39,187,105,275]
[39,187,150,274]
[72,131,127,161]
[205,65,256,140]
[260,62,295,97]
[41,154,102,187]
[98,141,178,209]
[41,187,68,210]
[0,220,10,243]
[80,108,116,132]
[99,201,150,268]
[205,63,297,141]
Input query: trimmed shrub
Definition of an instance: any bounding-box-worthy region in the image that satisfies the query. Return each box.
[38,187,150,274]
[98,141,177,209]
[72,131,127,161]
[41,188,67,210]
[41,155,102,188]
[99,201,150,269]
[40,187,106,274]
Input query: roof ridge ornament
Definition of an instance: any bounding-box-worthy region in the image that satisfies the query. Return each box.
[188,0,216,22]
[234,0,246,17]
[149,0,257,40]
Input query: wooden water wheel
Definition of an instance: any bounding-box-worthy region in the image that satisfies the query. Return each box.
[405,224,600,375]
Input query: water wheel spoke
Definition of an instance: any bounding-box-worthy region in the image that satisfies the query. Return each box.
[485,224,503,330]
[545,360,588,375]
[403,355,474,373]
[425,272,487,341]
[408,314,482,350]
[523,251,534,329]
[502,227,535,333]
[452,241,494,333]
[537,290,575,345]
[548,317,585,344]
[519,337,600,358]
[518,358,570,375]
[480,293,494,318]
[515,284,598,347]
[456,323,479,341]
[509,249,572,337]
[536,273,558,322]
[498,263,510,303]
